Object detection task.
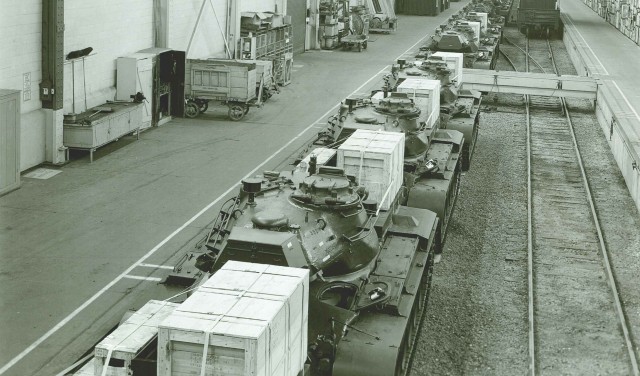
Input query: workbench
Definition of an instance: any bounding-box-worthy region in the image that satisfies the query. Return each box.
[63,102,143,162]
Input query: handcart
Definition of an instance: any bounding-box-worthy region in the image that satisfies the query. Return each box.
[184,59,264,121]
[340,34,368,51]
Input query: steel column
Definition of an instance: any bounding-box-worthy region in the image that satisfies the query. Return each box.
[40,0,64,110]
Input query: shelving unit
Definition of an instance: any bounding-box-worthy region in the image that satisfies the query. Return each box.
[238,24,293,86]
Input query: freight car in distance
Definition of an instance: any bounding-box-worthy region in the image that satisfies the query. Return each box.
[517,0,562,37]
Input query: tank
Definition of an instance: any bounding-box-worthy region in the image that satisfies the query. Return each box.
[382,53,481,171]
[170,165,439,376]
[427,19,500,70]
[315,87,462,250]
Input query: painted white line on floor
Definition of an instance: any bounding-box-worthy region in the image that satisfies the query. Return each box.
[563,14,610,76]
[123,275,163,282]
[138,263,175,270]
[611,81,640,122]
[0,63,390,376]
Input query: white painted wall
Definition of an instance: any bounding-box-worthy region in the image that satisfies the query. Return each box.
[64,0,155,114]
[166,0,230,59]
[241,0,286,13]
[0,1,156,170]
[0,0,46,170]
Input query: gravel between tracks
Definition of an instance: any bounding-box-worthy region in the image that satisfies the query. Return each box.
[410,29,640,375]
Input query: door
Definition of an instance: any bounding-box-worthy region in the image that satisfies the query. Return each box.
[287,0,307,54]
[0,90,20,195]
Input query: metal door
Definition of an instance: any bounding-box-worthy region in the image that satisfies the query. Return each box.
[287,0,307,54]
[0,90,20,196]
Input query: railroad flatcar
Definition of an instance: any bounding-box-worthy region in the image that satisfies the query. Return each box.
[517,0,562,37]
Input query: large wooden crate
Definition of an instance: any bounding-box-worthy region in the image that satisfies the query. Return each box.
[94,300,180,376]
[157,261,309,376]
[431,52,464,87]
[337,129,405,211]
[185,59,257,102]
[397,78,441,128]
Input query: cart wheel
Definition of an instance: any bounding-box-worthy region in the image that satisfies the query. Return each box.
[243,105,250,115]
[363,41,368,49]
[228,104,246,121]
[357,43,362,52]
[199,102,209,113]
[185,102,200,118]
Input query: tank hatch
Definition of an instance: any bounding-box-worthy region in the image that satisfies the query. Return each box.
[374,92,420,118]
[251,210,289,230]
[291,167,361,208]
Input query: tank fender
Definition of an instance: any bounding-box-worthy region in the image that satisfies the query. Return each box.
[446,119,475,144]
[332,338,399,376]
[386,205,438,245]
[433,129,463,147]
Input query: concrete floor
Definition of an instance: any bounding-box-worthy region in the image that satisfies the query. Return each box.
[0,2,472,375]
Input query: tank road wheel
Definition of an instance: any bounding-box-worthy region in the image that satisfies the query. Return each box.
[185,101,200,118]
[228,104,246,121]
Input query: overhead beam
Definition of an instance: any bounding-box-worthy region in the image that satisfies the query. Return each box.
[461,68,598,100]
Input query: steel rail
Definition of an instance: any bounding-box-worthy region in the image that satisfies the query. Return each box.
[524,36,536,376]
[546,38,640,376]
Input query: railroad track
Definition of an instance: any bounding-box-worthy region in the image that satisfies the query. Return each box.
[501,31,639,375]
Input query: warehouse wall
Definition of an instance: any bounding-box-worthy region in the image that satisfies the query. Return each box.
[0,1,156,171]
[0,0,45,170]
[241,0,287,13]
[582,0,640,45]
[166,0,230,59]
[64,0,155,114]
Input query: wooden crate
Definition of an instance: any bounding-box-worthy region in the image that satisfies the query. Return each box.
[397,78,441,128]
[431,52,464,86]
[157,261,309,376]
[94,300,180,376]
[337,129,405,211]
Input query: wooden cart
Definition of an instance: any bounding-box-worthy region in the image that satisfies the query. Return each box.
[184,59,264,121]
